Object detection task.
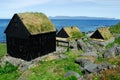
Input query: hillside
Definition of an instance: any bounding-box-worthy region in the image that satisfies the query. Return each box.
[0,36,120,80]
[0,24,120,79]
[110,22,120,34]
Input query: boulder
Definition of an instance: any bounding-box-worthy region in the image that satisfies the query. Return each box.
[103,45,119,58]
[75,58,93,67]
[100,62,113,69]
[81,52,98,58]
[82,62,114,74]
[83,63,99,74]
[103,46,116,58]
[59,54,68,59]
[116,46,120,55]
[86,43,97,52]
[64,71,81,79]
[77,39,88,52]
[77,39,97,53]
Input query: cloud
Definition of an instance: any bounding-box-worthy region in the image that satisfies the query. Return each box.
[1,0,120,9]
[0,0,52,9]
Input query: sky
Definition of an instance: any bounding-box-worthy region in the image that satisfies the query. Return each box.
[0,0,120,19]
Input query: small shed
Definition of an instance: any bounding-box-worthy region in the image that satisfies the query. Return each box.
[4,12,56,61]
[90,27,113,40]
[57,26,84,39]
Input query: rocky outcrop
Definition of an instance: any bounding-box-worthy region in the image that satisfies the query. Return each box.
[75,58,94,67]
[103,45,120,58]
[75,57,114,74]
[90,38,115,47]
[76,39,97,53]
[81,52,98,58]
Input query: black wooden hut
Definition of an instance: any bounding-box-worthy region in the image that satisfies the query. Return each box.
[4,12,56,61]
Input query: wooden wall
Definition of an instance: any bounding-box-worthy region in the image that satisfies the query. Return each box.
[6,32,56,61]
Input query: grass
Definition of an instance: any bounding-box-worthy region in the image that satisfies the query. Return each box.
[106,37,120,48]
[70,31,85,39]
[26,50,83,80]
[0,61,19,80]
[110,22,120,34]
[28,58,82,80]
[0,43,6,58]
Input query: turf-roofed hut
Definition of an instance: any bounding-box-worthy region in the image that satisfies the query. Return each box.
[4,12,56,61]
[90,27,113,41]
[57,26,84,40]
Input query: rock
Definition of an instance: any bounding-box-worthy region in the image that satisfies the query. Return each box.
[75,58,94,67]
[59,54,68,59]
[103,44,119,58]
[64,71,81,79]
[103,47,116,58]
[116,46,120,55]
[81,52,98,58]
[86,43,97,53]
[77,39,97,53]
[83,63,99,74]
[0,55,43,71]
[90,38,115,47]
[100,62,113,69]
[77,39,88,52]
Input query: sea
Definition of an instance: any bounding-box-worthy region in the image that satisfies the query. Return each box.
[0,19,120,42]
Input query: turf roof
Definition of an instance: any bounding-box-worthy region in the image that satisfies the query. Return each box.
[63,26,83,38]
[17,12,56,35]
[97,27,113,40]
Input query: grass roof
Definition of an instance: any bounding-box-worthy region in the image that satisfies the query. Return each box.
[97,27,113,40]
[63,26,84,39]
[17,12,56,34]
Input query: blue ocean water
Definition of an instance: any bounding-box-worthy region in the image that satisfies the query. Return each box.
[0,19,120,42]
[0,19,10,42]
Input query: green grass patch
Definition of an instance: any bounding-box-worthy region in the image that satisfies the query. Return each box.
[64,76,77,80]
[28,57,82,80]
[0,61,19,80]
[65,48,83,59]
[110,22,120,34]
[114,37,120,44]
[0,43,6,58]
[97,57,105,62]
[106,42,114,49]
[106,37,120,48]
